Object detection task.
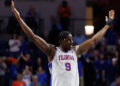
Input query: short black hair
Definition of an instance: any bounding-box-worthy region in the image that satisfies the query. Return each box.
[58,31,71,41]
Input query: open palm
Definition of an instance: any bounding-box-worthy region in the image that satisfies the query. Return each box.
[109,10,115,20]
[106,10,115,22]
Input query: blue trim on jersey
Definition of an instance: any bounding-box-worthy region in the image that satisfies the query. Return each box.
[48,63,52,86]
[48,62,52,69]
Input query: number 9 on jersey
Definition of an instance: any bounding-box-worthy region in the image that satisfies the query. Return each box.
[65,63,71,71]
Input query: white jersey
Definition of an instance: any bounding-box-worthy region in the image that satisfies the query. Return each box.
[22,74,31,86]
[48,47,79,86]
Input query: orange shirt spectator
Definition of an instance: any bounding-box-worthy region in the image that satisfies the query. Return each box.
[58,1,71,31]
[12,73,26,86]
[12,80,26,86]
[59,6,71,18]
[59,1,71,18]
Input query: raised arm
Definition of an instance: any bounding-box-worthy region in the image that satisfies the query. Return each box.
[75,10,115,56]
[11,1,55,57]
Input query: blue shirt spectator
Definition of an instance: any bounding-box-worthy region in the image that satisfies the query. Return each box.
[94,54,107,81]
[50,16,62,30]
[105,24,117,45]
[73,31,86,45]
[36,66,47,86]
[31,75,42,86]
[18,35,28,54]
[78,60,83,77]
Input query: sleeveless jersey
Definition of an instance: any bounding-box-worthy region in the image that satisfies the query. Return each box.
[48,47,79,86]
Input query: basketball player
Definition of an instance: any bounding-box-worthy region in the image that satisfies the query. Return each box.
[11,1,114,86]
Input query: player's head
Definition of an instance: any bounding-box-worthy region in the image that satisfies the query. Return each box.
[59,31,73,51]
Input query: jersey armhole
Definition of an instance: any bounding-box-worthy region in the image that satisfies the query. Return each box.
[48,47,57,64]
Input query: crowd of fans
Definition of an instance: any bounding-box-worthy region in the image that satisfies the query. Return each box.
[73,23,120,86]
[0,1,120,86]
[0,25,120,86]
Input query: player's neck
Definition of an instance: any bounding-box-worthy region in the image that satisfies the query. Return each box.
[59,46,70,52]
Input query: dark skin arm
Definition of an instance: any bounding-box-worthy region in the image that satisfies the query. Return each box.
[75,10,115,56]
[11,1,55,62]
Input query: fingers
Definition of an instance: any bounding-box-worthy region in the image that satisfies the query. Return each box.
[105,16,108,22]
[110,10,115,15]
[109,10,115,19]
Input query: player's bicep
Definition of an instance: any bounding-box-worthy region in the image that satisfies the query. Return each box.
[75,39,94,55]
[33,35,52,55]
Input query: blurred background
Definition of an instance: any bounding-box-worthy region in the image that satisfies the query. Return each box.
[0,0,120,86]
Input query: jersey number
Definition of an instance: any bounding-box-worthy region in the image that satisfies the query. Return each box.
[65,63,71,71]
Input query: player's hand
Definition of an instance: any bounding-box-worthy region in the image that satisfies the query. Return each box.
[105,10,115,22]
[109,10,115,20]
[11,1,20,19]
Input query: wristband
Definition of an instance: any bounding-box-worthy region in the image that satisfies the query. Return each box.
[106,18,113,25]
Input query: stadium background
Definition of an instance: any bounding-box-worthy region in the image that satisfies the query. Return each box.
[0,0,120,86]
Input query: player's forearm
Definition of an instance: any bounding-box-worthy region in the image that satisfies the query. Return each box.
[13,8,35,40]
[92,25,110,43]
[18,17,35,40]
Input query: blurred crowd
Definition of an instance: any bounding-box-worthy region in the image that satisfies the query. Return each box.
[0,23,120,86]
[0,1,120,86]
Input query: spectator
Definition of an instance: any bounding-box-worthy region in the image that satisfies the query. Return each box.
[25,6,38,33]
[99,36,106,46]
[114,51,120,73]
[116,35,120,53]
[94,53,107,86]
[108,58,119,83]
[83,48,94,59]
[105,24,117,45]
[0,58,7,86]
[36,66,47,86]
[7,13,21,34]
[78,58,84,86]
[17,53,33,72]
[105,53,113,85]
[33,57,44,74]
[93,50,99,61]
[31,75,42,86]
[5,57,18,86]
[73,31,86,45]
[110,75,120,86]
[114,51,120,62]
[12,73,26,86]
[50,16,62,31]
[9,34,21,58]
[99,45,107,56]
[58,1,71,31]
[83,54,96,86]
[22,65,32,86]
[48,24,61,46]
[18,35,28,54]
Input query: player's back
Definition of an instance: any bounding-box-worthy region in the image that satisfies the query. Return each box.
[48,47,79,86]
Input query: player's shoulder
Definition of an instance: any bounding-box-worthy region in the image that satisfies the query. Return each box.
[72,46,77,51]
[48,44,57,61]
[48,44,56,50]
[72,46,78,56]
